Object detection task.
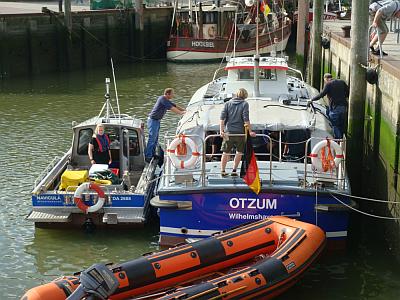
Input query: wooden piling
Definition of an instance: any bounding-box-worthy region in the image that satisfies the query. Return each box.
[296,0,309,72]
[310,0,323,89]
[347,0,369,195]
[64,0,72,33]
[135,0,144,59]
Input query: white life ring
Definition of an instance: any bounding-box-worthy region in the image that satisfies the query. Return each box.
[310,139,344,172]
[74,182,105,214]
[167,135,200,169]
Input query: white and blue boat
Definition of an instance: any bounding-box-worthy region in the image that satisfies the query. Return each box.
[28,78,160,229]
[152,54,354,248]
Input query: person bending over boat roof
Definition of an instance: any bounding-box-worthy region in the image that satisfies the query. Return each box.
[88,124,112,165]
[308,73,349,139]
[144,88,186,163]
[220,88,256,177]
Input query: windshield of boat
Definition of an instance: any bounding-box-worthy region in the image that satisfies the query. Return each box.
[239,69,277,81]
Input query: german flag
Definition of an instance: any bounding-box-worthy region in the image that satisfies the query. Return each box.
[240,130,261,194]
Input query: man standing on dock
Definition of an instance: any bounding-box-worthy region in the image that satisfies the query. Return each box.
[309,73,349,139]
[144,88,186,163]
[369,0,400,56]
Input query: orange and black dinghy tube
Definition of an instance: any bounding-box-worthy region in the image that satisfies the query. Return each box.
[22,218,280,300]
[154,216,326,300]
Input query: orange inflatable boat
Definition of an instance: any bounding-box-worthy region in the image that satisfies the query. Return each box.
[21,217,325,300]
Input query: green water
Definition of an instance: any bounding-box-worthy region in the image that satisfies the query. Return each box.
[1,61,400,299]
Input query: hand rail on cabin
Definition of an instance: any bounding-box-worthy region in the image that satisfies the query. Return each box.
[212,66,227,81]
[287,67,304,82]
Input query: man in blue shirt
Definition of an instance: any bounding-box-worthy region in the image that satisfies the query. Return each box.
[144,88,186,163]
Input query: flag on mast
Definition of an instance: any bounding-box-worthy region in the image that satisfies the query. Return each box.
[240,128,261,194]
[260,0,271,17]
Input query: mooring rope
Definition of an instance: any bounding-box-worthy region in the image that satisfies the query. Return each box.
[329,192,400,220]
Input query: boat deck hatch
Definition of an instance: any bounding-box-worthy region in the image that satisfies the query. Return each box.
[103,209,145,224]
[27,211,71,223]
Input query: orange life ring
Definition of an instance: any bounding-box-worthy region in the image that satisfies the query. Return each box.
[167,135,200,169]
[310,139,343,172]
[74,182,105,214]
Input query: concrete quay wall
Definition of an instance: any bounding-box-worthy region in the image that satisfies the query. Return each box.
[0,7,172,78]
[323,24,400,254]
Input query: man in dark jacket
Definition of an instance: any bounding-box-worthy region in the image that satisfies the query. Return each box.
[309,73,349,139]
[220,88,256,177]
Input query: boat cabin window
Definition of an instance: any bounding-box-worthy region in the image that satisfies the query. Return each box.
[238,69,277,81]
[105,127,120,149]
[123,129,140,157]
[203,12,217,24]
[77,128,93,155]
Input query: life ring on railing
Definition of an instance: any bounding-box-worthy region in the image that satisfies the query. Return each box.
[74,182,105,214]
[167,135,200,169]
[310,139,344,172]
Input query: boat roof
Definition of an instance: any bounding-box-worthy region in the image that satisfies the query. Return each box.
[73,115,143,130]
[179,99,316,132]
[225,56,289,70]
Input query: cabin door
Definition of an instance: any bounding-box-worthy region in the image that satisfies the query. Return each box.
[120,128,130,175]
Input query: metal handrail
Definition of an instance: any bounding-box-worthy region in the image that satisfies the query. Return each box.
[212,66,227,81]
[287,67,304,82]
[162,134,348,191]
[34,156,61,188]
[163,133,273,187]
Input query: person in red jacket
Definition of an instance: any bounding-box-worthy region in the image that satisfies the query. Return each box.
[88,124,112,165]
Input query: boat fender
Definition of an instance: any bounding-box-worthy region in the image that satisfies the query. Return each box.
[321,37,330,49]
[310,139,343,172]
[74,182,105,214]
[366,68,378,85]
[167,135,200,169]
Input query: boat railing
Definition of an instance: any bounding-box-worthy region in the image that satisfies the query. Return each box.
[162,133,273,188]
[212,67,227,81]
[162,133,348,190]
[304,136,348,190]
[33,152,71,193]
[34,156,61,188]
[204,133,273,186]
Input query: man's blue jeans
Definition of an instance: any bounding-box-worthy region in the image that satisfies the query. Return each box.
[329,105,347,139]
[144,118,161,159]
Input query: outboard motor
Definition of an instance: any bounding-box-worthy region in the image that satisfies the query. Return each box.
[66,264,119,300]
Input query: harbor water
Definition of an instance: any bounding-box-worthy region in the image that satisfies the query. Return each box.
[1,60,400,299]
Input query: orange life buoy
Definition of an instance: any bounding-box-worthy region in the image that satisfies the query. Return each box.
[167,135,200,169]
[74,182,105,214]
[310,139,343,172]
